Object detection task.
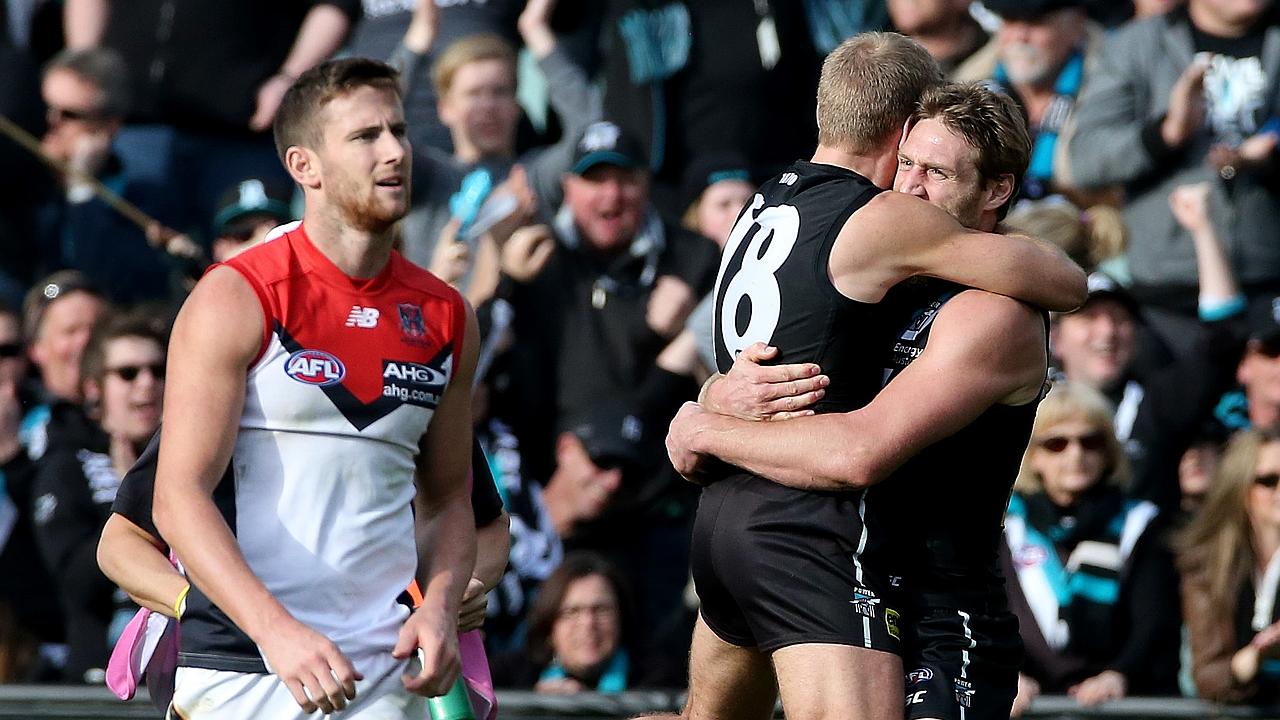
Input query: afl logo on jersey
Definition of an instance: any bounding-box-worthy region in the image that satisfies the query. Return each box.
[285,349,346,387]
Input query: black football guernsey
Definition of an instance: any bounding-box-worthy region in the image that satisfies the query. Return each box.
[693,160,905,654]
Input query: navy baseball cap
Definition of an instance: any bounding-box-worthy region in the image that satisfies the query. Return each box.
[571,121,646,176]
[680,152,753,210]
[563,404,650,469]
[213,178,294,237]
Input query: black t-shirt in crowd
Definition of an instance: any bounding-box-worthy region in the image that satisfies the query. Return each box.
[1190,18,1272,145]
[101,0,362,133]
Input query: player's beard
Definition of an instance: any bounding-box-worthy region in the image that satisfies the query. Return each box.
[329,172,408,234]
[940,184,985,232]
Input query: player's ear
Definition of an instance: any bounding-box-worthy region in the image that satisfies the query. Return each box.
[984,173,1016,213]
[285,146,321,189]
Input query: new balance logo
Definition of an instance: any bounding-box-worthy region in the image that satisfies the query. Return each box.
[780,172,798,186]
[346,306,380,328]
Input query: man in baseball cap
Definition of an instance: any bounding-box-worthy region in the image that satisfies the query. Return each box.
[569,120,647,177]
[210,178,295,262]
[1051,272,1141,400]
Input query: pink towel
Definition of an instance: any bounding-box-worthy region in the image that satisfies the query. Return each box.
[459,629,497,720]
[106,606,179,711]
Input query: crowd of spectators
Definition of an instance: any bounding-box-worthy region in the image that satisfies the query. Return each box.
[4,0,1280,714]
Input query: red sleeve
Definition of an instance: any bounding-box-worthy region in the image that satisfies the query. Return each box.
[211,261,274,368]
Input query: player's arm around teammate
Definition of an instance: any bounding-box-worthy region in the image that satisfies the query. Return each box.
[153,267,363,715]
[831,191,1087,312]
[395,304,482,694]
[669,291,1047,490]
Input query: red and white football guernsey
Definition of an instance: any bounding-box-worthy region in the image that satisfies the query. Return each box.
[176,222,466,675]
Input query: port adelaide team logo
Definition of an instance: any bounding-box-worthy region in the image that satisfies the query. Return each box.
[285,349,346,387]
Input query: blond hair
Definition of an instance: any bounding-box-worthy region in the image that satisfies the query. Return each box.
[1004,202,1128,271]
[1014,382,1130,495]
[431,34,517,96]
[1177,427,1280,608]
[817,32,942,154]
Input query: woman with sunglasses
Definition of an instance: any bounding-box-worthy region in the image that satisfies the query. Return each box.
[1002,382,1181,714]
[30,308,167,683]
[1178,427,1280,704]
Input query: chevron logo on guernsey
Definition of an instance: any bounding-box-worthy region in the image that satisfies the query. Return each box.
[285,349,346,386]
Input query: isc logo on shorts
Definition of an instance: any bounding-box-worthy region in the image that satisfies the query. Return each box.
[285,349,346,386]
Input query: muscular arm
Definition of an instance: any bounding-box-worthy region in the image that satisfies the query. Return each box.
[833,192,1087,311]
[153,266,283,642]
[671,292,1046,490]
[398,302,481,693]
[154,268,358,714]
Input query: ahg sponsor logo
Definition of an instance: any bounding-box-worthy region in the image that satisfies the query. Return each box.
[285,350,345,387]
[383,361,448,387]
[382,356,452,409]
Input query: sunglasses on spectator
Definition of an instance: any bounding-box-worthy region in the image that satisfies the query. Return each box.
[107,363,166,382]
[1038,432,1107,453]
[1256,473,1280,489]
[0,343,22,358]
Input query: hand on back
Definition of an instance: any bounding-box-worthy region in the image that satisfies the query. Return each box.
[704,342,827,421]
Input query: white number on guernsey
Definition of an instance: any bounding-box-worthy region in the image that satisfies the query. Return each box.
[716,193,801,357]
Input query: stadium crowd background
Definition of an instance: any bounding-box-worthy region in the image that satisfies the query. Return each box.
[2,0,1280,714]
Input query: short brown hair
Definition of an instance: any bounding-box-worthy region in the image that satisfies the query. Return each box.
[431,34,517,96]
[523,552,634,669]
[80,306,169,388]
[914,82,1031,219]
[273,57,402,163]
[816,32,942,154]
